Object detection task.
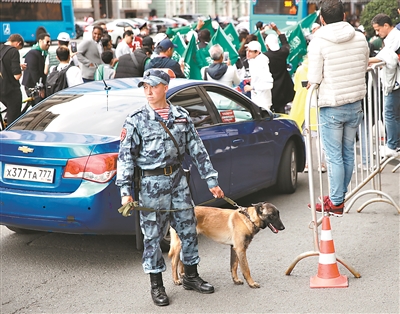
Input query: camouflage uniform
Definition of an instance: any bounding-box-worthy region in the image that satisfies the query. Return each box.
[116,101,219,274]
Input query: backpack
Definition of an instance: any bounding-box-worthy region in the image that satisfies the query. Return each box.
[45,64,72,97]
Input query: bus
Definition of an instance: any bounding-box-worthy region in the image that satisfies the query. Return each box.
[0,0,75,45]
[249,0,317,32]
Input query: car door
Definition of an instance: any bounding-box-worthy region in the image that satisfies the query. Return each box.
[168,86,232,204]
[201,86,276,196]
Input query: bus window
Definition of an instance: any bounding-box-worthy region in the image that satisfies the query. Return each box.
[0,1,63,21]
[250,0,309,30]
[254,0,298,15]
[0,0,75,44]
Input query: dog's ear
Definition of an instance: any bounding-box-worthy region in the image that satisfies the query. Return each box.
[252,202,264,214]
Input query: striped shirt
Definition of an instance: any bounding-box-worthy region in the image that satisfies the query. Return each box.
[154,106,169,120]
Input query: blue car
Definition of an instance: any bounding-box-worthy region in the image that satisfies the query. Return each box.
[0,78,305,249]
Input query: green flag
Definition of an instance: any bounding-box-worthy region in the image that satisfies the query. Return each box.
[253,30,267,53]
[196,47,213,69]
[171,34,187,62]
[207,27,239,65]
[182,35,202,80]
[223,22,241,51]
[166,25,193,38]
[166,18,216,38]
[299,11,319,31]
[282,24,308,75]
[197,18,216,37]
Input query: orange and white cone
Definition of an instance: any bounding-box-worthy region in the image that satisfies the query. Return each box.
[310,215,348,288]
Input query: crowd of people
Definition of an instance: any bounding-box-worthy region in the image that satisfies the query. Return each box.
[0,6,398,155]
[0,5,398,152]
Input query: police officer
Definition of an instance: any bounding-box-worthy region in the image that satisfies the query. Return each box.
[116,69,225,306]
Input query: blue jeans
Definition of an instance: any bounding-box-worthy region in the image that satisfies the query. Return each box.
[319,102,364,205]
[384,89,400,150]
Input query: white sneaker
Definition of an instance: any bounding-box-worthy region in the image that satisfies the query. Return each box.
[318,164,327,173]
[358,163,368,171]
[380,145,399,158]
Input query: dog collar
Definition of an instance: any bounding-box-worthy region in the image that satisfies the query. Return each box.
[239,207,260,233]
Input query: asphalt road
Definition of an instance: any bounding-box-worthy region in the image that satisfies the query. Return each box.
[1,162,399,313]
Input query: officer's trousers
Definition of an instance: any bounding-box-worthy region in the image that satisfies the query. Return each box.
[139,167,199,273]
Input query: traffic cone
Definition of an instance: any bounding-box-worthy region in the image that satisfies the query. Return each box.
[310,215,348,288]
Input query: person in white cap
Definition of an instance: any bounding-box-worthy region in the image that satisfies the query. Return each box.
[151,33,168,59]
[264,22,295,113]
[45,31,78,75]
[243,40,273,110]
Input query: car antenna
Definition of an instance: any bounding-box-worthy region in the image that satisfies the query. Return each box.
[94,63,111,91]
[94,63,111,111]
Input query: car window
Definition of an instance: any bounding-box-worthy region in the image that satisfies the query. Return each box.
[9,90,147,136]
[168,87,214,128]
[205,90,254,123]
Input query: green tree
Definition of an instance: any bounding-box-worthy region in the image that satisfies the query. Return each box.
[360,0,399,37]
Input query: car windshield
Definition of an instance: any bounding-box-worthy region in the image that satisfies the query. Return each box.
[9,88,147,137]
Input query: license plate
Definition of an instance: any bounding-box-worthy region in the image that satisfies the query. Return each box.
[4,164,55,183]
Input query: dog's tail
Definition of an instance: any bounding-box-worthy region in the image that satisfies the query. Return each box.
[168,227,180,258]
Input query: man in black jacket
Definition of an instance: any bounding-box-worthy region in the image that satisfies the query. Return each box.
[22,32,51,105]
[0,34,25,125]
[145,38,186,78]
[114,36,153,78]
[264,23,295,113]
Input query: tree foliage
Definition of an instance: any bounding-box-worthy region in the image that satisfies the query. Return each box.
[360,0,399,37]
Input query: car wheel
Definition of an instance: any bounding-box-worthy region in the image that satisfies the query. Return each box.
[276,140,297,194]
[6,226,42,234]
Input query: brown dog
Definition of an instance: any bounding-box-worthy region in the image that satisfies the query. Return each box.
[168,202,285,288]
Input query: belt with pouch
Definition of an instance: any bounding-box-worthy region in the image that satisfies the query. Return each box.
[142,164,181,177]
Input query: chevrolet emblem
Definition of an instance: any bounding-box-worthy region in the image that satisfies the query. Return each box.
[18,146,34,154]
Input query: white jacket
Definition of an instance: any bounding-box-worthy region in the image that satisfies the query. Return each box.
[308,21,369,108]
[375,47,399,95]
[248,53,273,110]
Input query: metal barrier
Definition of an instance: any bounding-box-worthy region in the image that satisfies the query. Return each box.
[286,63,400,276]
[346,63,400,213]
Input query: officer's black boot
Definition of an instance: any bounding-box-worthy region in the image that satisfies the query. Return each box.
[149,273,169,306]
[182,264,214,294]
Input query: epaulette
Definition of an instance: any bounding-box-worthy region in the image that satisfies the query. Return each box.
[176,106,189,116]
[128,107,145,118]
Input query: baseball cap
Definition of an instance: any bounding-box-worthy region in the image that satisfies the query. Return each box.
[139,22,148,30]
[154,33,167,47]
[57,32,70,42]
[357,25,365,33]
[265,34,280,51]
[138,69,171,87]
[158,38,177,50]
[245,40,261,52]
[142,36,154,47]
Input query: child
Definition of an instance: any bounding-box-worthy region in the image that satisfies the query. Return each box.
[94,51,115,80]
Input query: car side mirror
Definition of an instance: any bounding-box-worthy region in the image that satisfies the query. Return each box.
[260,108,273,120]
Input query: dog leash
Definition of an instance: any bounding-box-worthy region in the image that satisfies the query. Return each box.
[117,196,242,217]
